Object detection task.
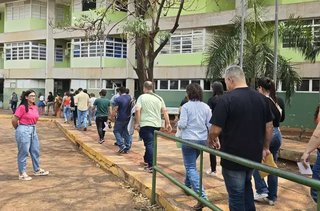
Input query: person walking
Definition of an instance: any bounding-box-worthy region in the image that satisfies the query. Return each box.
[88,93,97,126]
[71,90,79,128]
[92,89,112,144]
[61,92,71,123]
[206,81,224,177]
[45,92,54,116]
[10,92,18,114]
[135,81,172,173]
[38,93,45,115]
[75,88,90,131]
[54,93,62,118]
[208,66,274,211]
[177,83,212,210]
[112,86,132,154]
[11,90,49,181]
[253,77,286,206]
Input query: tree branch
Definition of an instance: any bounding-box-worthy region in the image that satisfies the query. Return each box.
[155,0,166,30]
[153,0,185,58]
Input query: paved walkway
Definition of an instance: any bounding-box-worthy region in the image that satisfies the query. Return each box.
[0,119,158,211]
[56,119,316,211]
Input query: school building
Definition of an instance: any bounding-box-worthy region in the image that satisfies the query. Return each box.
[0,0,319,128]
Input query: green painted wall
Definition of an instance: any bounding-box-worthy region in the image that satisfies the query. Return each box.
[155,53,204,66]
[71,57,126,68]
[87,89,114,99]
[55,41,70,68]
[3,88,45,109]
[5,60,46,69]
[263,0,317,6]
[0,58,4,69]
[30,18,46,30]
[71,10,127,26]
[5,18,46,33]
[0,14,4,33]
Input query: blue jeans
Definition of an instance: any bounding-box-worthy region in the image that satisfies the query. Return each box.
[63,105,71,121]
[222,168,256,211]
[113,120,131,150]
[311,150,320,203]
[77,109,88,130]
[139,126,160,168]
[253,127,282,201]
[15,125,40,174]
[11,101,17,114]
[87,106,96,126]
[182,140,208,200]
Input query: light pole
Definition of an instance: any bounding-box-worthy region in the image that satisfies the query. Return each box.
[273,0,279,85]
[240,0,245,68]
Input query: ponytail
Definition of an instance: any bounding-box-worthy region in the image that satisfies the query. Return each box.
[258,77,277,103]
[269,80,277,103]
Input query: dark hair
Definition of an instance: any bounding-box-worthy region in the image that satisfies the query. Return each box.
[126,88,129,94]
[83,89,88,93]
[186,83,203,101]
[212,81,224,97]
[258,77,277,103]
[116,88,120,93]
[118,86,127,94]
[90,93,95,97]
[57,93,61,96]
[38,92,42,98]
[100,89,107,97]
[19,89,36,113]
[70,89,74,92]
[65,92,70,97]
[78,88,83,91]
[314,106,320,123]
[49,92,53,95]
[74,90,79,95]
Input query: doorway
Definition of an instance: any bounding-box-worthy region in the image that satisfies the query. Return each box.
[54,79,70,96]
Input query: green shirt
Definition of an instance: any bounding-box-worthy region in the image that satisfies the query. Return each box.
[94,97,111,117]
[136,93,166,128]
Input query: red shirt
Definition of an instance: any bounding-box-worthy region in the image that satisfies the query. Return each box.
[15,105,39,125]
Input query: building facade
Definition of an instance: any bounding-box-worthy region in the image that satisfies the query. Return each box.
[0,0,319,128]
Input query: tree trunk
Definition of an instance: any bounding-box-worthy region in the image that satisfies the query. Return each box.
[250,77,256,89]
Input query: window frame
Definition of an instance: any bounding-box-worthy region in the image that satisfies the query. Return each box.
[5,41,46,61]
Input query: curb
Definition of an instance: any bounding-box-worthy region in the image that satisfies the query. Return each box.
[279,148,317,166]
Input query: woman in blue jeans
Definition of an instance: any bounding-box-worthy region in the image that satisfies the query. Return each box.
[177,83,212,210]
[253,77,285,206]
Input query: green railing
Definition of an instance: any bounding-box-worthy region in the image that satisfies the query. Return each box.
[151,131,320,211]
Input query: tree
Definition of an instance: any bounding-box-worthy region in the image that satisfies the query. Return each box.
[54,0,207,91]
[204,0,316,103]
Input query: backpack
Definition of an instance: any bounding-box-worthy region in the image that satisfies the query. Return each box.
[12,93,18,102]
[58,97,62,105]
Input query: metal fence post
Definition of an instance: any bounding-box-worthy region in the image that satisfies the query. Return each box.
[199,150,204,197]
[151,132,158,205]
[318,191,320,211]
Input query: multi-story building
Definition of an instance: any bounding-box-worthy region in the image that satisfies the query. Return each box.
[0,0,319,128]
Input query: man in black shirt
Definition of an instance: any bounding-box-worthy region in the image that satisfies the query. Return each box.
[208,65,273,211]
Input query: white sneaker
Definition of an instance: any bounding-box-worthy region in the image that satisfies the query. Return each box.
[264,198,275,206]
[254,193,268,200]
[205,170,218,177]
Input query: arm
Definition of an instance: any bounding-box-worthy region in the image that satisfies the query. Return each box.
[12,115,19,129]
[206,106,212,130]
[135,107,141,130]
[60,97,65,108]
[91,105,96,113]
[264,121,273,151]
[177,105,188,129]
[208,125,222,149]
[109,106,112,118]
[301,123,320,168]
[112,106,118,120]
[278,97,285,122]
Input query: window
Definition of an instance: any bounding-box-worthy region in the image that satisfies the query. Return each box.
[32,1,47,19]
[297,79,310,91]
[203,81,211,91]
[160,80,168,90]
[55,45,63,62]
[283,19,320,48]
[169,80,178,90]
[88,79,103,89]
[180,80,189,90]
[160,29,205,54]
[154,79,210,91]
[73,38,127,58]
[6,1,30,21]
[56,5,64,23]
[312,80,319,92]
[83,0,96,11]
[5,41,46,61]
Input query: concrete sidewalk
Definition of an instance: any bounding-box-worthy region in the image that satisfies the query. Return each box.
[0,110,317,210]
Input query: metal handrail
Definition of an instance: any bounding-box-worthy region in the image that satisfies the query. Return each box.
[151,131,320,210]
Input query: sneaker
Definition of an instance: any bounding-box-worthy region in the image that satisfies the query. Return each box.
[264,198,275,206]
[118,146,126,154]
[205,170,218,177]
[99,139,105,144]
[19,173,32,181]
[84,128,87,131]
[254,193,268,200]
[144,166,153,173]
[114,142,118,146]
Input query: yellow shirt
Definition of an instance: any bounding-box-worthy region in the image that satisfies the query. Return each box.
[75,91,89,111]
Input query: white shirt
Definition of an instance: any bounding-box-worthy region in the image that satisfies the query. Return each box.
[39,96,44,101]
[89,97,97,107]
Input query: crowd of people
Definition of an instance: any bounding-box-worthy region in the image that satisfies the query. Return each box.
[10,65,320,211]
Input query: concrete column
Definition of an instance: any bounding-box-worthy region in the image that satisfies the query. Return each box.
[126,0,136,92]
[45,0,55,97]
[235,0,243,15]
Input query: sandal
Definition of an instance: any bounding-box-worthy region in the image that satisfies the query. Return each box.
[19,173,32,181]
[34,168,49,176]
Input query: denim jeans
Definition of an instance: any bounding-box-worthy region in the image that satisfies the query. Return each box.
[311,150,320,203]
[253,127,282,201]
[87,106,95,126]
[63,105,71,121]
[15,125,40,174]
[113,119,131,150]
[11,101,17,114]
[222,168,256,211]
[77,109,88,130]
[182,139,208,200]
[139,126,160,167]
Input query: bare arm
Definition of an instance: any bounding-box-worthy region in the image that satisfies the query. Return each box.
[112,106,118,120]
[12,116,19,129]
[264,121,273,149]
[301,123,320,168]
[108,106,112,118]
[135,107,141,129]
[91,105,96,113]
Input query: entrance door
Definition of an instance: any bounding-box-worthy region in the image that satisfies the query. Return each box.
[54,79,70,96]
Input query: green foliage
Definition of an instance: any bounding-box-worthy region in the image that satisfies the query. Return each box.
[122,18,150,37]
